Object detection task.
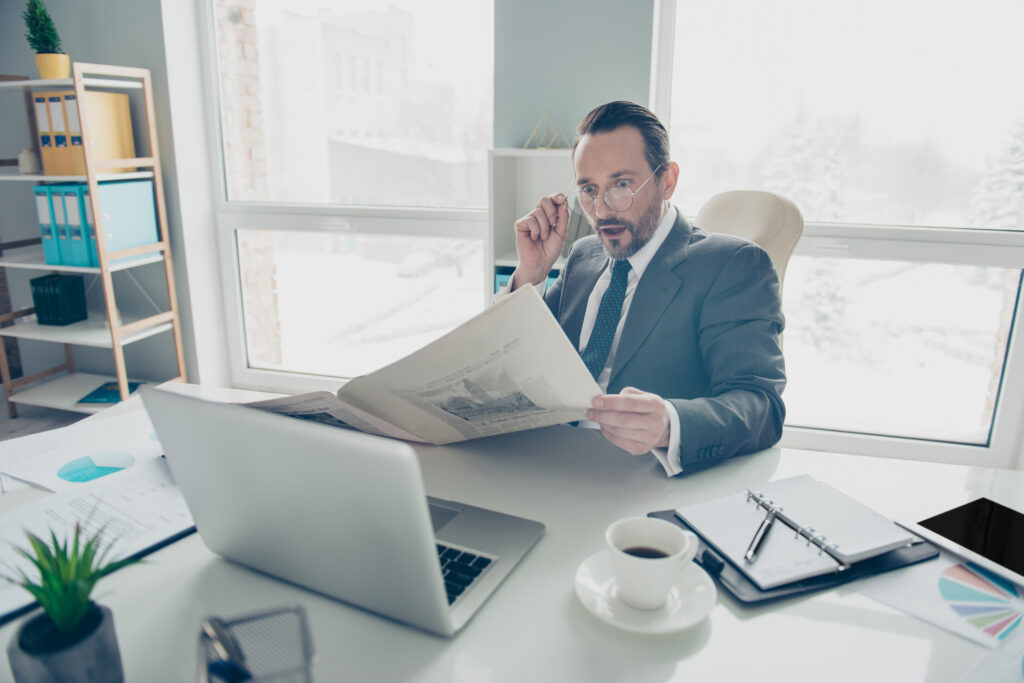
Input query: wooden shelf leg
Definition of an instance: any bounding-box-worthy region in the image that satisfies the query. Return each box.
[0,337,17,418]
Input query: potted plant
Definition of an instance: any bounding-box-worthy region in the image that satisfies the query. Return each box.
[22,0,68,79]
[5,524,136,683]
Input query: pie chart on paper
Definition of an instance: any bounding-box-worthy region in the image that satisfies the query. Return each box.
[57,452,135,483]
[938,562,1023,641]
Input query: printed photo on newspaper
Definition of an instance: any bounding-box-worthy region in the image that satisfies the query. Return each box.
[243,286,602,445]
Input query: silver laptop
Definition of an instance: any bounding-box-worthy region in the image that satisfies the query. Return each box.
[141,387,544,637]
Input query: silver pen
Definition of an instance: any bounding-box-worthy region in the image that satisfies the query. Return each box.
[744,508,777,563]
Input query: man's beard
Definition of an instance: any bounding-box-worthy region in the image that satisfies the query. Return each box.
[595,199,663,260]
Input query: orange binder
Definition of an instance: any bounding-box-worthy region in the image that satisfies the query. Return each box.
[80,91,136,173]
[45,93,71,175]
[33,90,136,176]
[62,93,86,175]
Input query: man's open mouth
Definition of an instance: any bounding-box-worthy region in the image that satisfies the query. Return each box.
[600,226,628,238]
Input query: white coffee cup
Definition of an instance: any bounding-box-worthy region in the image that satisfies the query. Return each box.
[605,517,698,610]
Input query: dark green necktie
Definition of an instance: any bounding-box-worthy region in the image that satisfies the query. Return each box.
[581,259,631,379]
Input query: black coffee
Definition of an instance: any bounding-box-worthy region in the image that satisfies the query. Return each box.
[623,546,669,559]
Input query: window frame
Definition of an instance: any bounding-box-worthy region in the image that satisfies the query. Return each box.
[780,222,1024,468]
[652,0,1024,467]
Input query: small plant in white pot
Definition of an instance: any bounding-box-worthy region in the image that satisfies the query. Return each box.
[22,0,69,79]
[5,524,136,683]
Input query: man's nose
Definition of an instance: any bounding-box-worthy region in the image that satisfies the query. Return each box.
[594,196,609,220]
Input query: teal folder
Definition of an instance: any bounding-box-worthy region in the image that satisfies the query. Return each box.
[77,381,142,405]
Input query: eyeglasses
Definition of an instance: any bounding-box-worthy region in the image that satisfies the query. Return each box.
[568,165,662,214]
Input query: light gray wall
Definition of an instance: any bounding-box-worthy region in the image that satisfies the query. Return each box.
[493,0,655,147]
[0,0,227,385]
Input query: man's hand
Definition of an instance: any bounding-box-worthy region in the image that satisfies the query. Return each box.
[586,387,671,455]
[509,193,569,290]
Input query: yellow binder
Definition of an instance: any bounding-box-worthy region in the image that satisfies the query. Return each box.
[62,93,86,175]
[33,94,60,175]
[45,94,71,175]
[33,90,136,175]
[80,91,136,173]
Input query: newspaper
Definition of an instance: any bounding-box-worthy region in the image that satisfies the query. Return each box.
[245,286,601,445]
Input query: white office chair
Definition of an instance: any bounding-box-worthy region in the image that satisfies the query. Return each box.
[693,190,804,287]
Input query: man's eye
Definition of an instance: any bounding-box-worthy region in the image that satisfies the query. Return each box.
[615,178,632,189]
[581,185,598,196]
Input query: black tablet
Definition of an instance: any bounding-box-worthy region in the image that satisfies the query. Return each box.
[905,497,1024,587]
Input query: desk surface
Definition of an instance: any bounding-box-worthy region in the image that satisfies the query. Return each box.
[2,384,1020,682]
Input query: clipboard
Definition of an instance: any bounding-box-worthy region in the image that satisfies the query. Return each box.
[648,508,939,604]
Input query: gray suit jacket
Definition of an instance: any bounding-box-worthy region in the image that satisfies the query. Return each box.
[543,210,786,473]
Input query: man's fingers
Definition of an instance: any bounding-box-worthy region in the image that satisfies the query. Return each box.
[601,423,656,443]
[538,196,559,229]
[600,428,651,455]
[590,393,659,414]
[515,212,545,241]
[554,200,569,237]
[589,408,666,432]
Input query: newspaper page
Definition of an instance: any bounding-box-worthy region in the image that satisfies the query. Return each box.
[338,285,602,444]
[243,391,426,443]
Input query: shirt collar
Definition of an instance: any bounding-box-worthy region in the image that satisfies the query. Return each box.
[624,205,677,279]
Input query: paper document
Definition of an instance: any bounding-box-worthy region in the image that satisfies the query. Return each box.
[246,286,602,445]
[0,428,74,493]
[0,410,163,493]
[0,457,195,623]
[859,549,1023,648]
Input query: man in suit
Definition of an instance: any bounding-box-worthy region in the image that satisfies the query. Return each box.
[507,101,785,476]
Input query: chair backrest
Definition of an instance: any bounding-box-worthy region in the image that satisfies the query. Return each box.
[693,190,803,286]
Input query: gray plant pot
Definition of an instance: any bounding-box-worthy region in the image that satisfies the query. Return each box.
[7,603,124,683]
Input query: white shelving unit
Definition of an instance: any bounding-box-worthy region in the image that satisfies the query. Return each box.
[487,148,574,296]
[6,372,152,415]
[0,63,186,416]
[0,247,164,273]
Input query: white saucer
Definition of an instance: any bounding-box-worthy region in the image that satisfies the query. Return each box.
[574,551,716,634]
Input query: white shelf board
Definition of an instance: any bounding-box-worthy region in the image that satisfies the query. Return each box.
[8,372,147,414]
[0,77,142,90]
[0,169,153,183]
[0,315,173,348]
[0,247,164,273]
[494,251,565,269]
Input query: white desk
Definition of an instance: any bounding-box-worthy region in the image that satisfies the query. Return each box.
[2,384,1020,682]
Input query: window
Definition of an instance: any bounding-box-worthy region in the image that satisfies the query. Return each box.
[664,0,1024,464]
[208,0,492,387]
[668,0,1024,231]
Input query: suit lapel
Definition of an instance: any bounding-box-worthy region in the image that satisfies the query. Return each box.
[609,213,693,387]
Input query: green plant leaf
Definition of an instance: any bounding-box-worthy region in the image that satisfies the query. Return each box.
[22,0,63,54]
[4,522,138,634]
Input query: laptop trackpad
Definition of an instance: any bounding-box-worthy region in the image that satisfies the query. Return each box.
[428,501,460,532]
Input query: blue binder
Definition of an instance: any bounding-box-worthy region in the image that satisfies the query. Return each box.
[61,185,91,267]
[49,187,70,266]
[34,186,62,266]
[85,179,159,265]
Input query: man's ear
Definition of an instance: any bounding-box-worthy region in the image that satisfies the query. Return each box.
[660,162,680,200]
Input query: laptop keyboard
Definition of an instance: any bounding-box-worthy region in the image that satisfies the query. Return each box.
[436,543,493,605]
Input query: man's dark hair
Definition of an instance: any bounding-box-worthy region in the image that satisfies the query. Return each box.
[573,101,670,177]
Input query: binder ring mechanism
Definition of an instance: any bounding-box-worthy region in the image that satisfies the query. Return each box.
[745,489,849,571]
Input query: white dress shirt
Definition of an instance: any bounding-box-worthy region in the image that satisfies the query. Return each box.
[574,206,682,476]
